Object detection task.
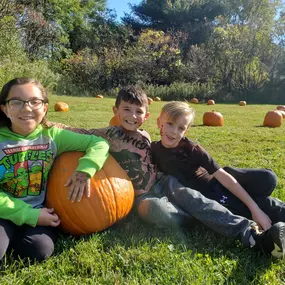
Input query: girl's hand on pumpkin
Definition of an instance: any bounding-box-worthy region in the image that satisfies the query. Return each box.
[65,171,91,202]
[37,208,60,227]
[251,207,272,231]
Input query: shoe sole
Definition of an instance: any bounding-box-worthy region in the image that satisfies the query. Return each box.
[270,222,285,259]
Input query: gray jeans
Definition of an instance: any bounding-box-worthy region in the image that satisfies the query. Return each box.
[136,175,256,247]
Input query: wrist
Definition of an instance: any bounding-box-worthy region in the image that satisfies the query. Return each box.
[76,171,90,178]
[249,204,261,213]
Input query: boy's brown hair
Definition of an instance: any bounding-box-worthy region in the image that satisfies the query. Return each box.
[115,85,149,111]
[160,101,195,127]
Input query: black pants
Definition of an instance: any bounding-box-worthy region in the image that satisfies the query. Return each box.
[201,167,285,224]
[0,218,58,264]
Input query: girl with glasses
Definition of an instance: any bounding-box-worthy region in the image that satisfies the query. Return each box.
[0,78,109,266]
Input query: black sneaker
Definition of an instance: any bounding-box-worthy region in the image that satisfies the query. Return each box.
[250,222,285,258]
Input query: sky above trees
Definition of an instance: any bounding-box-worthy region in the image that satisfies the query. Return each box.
[107,0,140,20]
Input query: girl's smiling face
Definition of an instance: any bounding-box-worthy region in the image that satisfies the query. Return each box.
[1,83,48,136]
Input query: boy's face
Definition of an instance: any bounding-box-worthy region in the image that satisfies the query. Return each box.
[113,100,150,131]
[157,112,191,148]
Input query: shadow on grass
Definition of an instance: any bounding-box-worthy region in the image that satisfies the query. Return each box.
[2,211,276,283]
[99,212,276,284]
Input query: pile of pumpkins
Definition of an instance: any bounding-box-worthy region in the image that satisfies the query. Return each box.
[263,105,285,128]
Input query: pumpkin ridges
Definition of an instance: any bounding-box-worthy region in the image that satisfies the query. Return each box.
[85,177,111,231]
[100,156,134,220]
[47,153,86,234]
[106,157,135,216]
[109,177,131,220]
[98,158,121,223]
[81,166,122,230]
[46,152,134,235]
[94,174,118,225]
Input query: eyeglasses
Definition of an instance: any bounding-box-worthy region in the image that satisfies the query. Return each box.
[5,99,46,110]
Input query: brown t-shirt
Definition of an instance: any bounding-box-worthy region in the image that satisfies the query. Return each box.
[65,125,158,196]
[151,137,220,192]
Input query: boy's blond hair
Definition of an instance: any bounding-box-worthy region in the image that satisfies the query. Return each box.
[160,101,195,127]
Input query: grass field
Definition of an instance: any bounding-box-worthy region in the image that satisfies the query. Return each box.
[1,95,285,284]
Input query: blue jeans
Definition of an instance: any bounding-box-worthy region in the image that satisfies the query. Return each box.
[136,175,256,247]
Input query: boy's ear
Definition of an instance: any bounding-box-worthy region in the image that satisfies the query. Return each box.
[112,106,118,116]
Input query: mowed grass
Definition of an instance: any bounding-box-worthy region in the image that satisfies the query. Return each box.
[1,96,285,285]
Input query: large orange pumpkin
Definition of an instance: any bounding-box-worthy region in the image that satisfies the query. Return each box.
[109,116,120,126]
[46,152,134,236]
[203,110,224,126]
[207,99,215,105]
[148,97,153,104]
[263,110,283,128]
[190,98,199,104]
[239,101,246,106]
[54,102,69,112]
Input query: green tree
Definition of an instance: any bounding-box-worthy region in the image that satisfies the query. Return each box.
[69,8,131,54]
[16,0,106,59]
[206,0,283,99]
[123,0,226,45]
[121,29,182,85]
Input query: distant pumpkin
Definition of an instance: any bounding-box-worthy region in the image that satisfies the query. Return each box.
[207,99,215,105]
[54,102,69,112]
[109,116,120,126]
[46,152,134,236]
[190,98,199,104]
[154,97,161,101]
[277,110,285,118]
[203,110,224,126]
[239,101,246,106]
[148,97,153,104]
[263,110,283,128]
[95,94,104,99]
[276,105,285,111]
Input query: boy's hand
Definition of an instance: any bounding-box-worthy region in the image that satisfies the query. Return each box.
[65,171,91,202]
[37,208,60,227]
[251,207,272,230]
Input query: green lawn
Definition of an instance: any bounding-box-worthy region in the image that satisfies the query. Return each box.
[1,95,285,285]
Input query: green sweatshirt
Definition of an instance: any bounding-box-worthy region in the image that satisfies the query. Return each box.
[0,125,109,227]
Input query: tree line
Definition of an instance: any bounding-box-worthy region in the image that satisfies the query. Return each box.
[0,0,284,102]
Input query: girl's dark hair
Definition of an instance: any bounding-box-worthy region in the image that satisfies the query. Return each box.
[115,85,148,111]
[0,77,49,127]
